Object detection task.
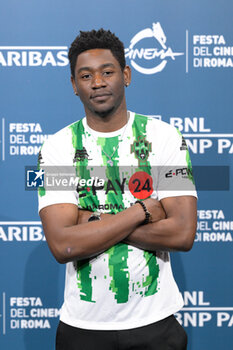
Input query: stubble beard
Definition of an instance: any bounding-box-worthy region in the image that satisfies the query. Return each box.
[85,89,125,119]
[93,105,115,118]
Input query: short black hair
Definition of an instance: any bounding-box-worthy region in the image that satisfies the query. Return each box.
[68,29,126,77]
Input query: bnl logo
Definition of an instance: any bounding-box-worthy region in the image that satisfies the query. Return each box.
[27,169,44,187]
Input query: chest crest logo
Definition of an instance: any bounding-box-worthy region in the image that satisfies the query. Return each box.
[131,136,152,166]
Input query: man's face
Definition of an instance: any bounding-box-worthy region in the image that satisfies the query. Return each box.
[71,49,131,117]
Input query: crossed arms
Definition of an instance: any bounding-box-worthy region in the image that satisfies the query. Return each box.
[39,196,197,264]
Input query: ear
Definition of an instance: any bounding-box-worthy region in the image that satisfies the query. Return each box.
[71,76,78,96]
[123,65,131,87]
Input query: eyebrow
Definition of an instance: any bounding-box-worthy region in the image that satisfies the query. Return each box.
[77,63,116,74]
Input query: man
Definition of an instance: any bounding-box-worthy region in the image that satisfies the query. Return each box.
[38,29,197,349]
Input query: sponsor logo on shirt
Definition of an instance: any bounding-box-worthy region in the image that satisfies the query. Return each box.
[165,167,192,179]
[73,147,92,162]
[180,136,188,151]
[37,150,44,165]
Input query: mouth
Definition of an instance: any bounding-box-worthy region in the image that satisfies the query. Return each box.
[91,93,112,101]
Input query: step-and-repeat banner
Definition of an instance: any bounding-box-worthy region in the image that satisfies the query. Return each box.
[0,1,232,349]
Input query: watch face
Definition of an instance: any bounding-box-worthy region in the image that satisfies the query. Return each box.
[88,215,101,222]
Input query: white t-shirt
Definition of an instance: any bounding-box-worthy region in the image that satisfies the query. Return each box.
[38,111,197,330]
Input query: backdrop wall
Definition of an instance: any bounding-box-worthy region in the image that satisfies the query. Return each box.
[0,1,232,349]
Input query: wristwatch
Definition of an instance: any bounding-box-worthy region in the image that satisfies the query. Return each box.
[88,213,101,222]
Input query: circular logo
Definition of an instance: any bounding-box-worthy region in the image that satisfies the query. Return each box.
[125,22,184,75]
[128,171,153,199]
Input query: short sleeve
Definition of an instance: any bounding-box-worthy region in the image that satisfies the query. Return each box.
[155,127,197,201]
[38,132,78,213]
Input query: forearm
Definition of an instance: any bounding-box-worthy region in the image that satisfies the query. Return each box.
[123,216,196,252]
[42,204,145,264]
[77,213,187,253]
[77,201,197,252]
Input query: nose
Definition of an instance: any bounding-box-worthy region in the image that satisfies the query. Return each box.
[91,73,106,88]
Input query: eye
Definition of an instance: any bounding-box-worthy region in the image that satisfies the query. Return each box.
[81,74,91,80]
[103,71,113,76]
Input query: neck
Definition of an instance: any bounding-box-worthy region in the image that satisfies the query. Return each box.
[85,103,128,132]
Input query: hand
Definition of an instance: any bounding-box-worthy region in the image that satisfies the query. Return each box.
[77,199,165,226]
[77,209,112,224]
[142,198,166,223]
[77,209,91,224]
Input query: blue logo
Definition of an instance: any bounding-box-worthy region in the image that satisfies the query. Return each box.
[26,169,44,188]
